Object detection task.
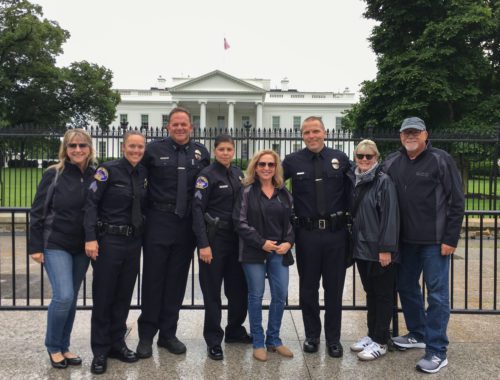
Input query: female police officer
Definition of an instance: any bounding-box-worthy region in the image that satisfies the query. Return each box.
[84,131,147,375]
[192,134,251,361]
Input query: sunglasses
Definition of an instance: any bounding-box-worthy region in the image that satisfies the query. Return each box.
[356,154,375,160]
[257,162,276,168]
[67,143,89,149]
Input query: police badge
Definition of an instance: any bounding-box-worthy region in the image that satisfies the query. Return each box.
[331,158,340,170]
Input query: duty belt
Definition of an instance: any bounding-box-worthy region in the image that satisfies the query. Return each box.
[150,201,176,213]
[97,221,135,237]
[293,212,347,231]
[217,220,233,230]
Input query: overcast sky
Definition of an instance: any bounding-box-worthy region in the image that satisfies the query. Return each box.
[34,0,378,93]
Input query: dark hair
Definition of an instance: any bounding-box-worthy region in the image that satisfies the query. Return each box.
[214,134,234,148]
[302,116,325,131]
[123,130,145,143]
[168,106,192,123]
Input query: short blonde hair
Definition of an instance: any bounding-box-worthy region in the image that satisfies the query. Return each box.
[244,149,284,188]
[355,139,380,159]
[50,129,96,172]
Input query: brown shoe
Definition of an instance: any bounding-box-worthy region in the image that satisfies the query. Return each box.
[268,345,294,358]
[253,348,268,362]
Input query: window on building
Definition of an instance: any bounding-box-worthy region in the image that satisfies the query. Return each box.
[162,114,169,128]
[193,115,200,129]
[98,141,107,158]
[335,116,343,130]
[293,116,301,130]
[272,116,280,129]
[119,114,128,124]
[217,116,225,129]
[141,114,149,128]
[293,143,302,152]
[242,116,250,128]
[242,142,249,159]
[272,143,280,155]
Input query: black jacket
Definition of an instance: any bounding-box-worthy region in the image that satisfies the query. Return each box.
[192,161,243,249]
[29,162,95,255]
[84,158,148,241]
[233,182,294,263]
[382,142,465,247]
[352,166,400,263]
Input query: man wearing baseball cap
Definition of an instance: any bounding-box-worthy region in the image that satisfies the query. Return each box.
[382,117,464,374]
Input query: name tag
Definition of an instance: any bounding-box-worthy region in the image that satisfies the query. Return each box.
[160,157,169,160]
[296,172,305,175]
[219,185,229,189]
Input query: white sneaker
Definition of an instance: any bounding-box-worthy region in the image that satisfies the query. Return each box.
[357,342,387,361]
[416,354,448,373]
[350,336,373,352]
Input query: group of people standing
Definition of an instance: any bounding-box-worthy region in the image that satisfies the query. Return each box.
[29,109,464,375]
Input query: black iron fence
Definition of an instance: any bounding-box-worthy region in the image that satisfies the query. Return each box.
[0,208,498,319]
[1,125,499,210]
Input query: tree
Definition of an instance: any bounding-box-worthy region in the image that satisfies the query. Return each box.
[0,0,120,129]
[344,0,500,133]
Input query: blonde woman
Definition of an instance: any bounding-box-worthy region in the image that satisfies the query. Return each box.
[29,129,96,369]
[233,150,295,362]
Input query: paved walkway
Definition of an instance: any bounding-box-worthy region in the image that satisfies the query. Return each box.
[0,309,498,379]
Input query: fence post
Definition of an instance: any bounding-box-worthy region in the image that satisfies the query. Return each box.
[493,124,500,211]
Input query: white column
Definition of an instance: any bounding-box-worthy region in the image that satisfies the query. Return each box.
[227,101,235,129]
[199,101,207,130]
[256,102,263,129]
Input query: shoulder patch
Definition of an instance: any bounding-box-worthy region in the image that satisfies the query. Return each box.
[89,181,98,192]
[195,176,209,189]
[94,167,109,181]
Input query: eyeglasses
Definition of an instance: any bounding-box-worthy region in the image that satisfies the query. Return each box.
[67,143,89,149]
[257,162,276,168]
[401,129,423,137]
[356,154,375,160]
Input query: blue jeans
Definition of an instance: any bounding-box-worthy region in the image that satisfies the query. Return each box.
[242,252,289,349]
[43,249,90,353]
[397,243,450,358]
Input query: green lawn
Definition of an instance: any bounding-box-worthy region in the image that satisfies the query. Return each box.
[1,168,499,210]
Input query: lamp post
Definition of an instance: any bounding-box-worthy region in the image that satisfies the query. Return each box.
[243,120,252,168]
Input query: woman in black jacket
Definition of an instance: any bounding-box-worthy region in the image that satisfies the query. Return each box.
[233,149,294,362]
[29,129,96,369]
[349,139,400,361]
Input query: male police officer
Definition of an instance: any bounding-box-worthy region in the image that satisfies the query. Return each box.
[383,117,464,374]
[136,107,210,358]
[282,116,353,358]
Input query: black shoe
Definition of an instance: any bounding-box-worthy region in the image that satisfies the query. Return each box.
[90,354,107,375]
[303,338,320,353]
[327,342,343,358]
[207,345,224,360]
[48,352,67,369]
[108,346,139,363]
[225,332,253,344]
[136,339,153,359]
[157,337,186,355]
[63,355,82,366]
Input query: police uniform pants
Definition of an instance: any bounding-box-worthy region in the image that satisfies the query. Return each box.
[295,227,347,344]
[199,230,248,347]
[91,234,141,355]
[138,208,196,342]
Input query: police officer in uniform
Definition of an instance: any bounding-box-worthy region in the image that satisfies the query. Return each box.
[136,107,210,358]
[192,134,251,361]
[84,131,147,375]
[282,116,353,358]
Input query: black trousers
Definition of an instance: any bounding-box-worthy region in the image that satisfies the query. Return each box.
[295,227,347,343]
[356,259,396,345]
[91,234,141,355]
[138,208,196,341]
[199,230,248,347]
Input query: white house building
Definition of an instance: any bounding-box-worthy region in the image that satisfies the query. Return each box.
[113,70,356,131]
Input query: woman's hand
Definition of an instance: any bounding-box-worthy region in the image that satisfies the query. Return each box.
[379,252,391,267]
[262,240,279,253]
[275,242,292,255]
[85,240,99,261]
[31,252,44,264]
[200,247,213,264]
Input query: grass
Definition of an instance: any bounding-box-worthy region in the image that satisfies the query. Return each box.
[1,168,499,210]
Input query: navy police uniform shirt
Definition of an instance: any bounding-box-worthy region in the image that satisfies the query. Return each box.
[141,137,210,205]
[282,146,353,218]
[84,158,148,241]
[192,161,243,249]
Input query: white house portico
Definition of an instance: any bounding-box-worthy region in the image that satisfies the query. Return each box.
[113,70,356,132]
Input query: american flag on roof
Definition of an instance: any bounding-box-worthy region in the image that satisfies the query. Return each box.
[224,38,230,50]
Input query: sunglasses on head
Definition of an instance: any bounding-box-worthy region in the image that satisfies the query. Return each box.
[67,143,88,149]
[257,162,276,168]
[356,153,375,160]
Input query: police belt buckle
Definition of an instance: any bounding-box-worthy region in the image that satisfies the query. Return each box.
[318,219,327,230]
